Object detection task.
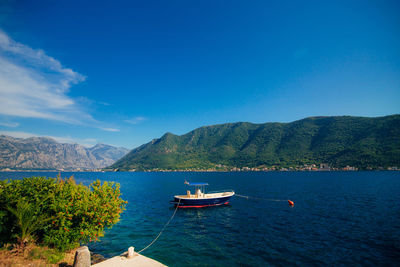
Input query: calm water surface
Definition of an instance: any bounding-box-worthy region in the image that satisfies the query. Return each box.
[1,171,399,266]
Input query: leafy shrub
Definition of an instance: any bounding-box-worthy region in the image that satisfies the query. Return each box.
[7,199,52,248]
[0,176,127,251]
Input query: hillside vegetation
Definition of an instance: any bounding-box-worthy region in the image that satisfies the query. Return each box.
[111,115,400,170]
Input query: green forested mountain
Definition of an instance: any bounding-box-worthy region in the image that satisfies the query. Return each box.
[111,115,400,170]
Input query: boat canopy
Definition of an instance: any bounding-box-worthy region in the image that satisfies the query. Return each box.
[188,182,209,186]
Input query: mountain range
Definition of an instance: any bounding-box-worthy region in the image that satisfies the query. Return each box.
[0,135,129,170]
[111,115,400,171]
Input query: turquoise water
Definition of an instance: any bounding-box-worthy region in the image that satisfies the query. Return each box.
[1,171,399,266]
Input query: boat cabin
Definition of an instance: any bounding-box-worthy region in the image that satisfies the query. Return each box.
[185,182,208,198]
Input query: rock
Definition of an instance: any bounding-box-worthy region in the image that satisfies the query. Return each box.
[0,135,129,170]
[73,246,90,267]
[90,251,107,264]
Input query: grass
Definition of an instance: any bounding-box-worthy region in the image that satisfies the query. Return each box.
[28,246,65,264]
[0,243,76,266]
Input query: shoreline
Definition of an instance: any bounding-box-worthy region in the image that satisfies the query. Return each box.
[0,169,398,173]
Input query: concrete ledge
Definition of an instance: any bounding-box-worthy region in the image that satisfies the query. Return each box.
[91,252,167,267]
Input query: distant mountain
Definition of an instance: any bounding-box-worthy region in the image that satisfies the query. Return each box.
[0,135,129,170]
[87,143,130,167]
[111,115,400,170]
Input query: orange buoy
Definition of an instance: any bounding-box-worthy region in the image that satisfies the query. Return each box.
[288,200,294,206]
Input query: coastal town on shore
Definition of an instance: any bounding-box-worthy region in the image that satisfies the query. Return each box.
[126,164,399,172]
[1,164,399,173]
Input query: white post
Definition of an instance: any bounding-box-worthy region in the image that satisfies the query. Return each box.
[128,246,135,258]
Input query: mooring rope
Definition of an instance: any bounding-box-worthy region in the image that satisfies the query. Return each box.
[138,198,181,254]
[138,193,291,253]
[235,193,288,202]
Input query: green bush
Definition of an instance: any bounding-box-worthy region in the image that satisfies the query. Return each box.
[0,176,127,251]
[7,198,52,248]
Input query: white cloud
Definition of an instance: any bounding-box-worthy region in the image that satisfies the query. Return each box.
[0,30,85,88]
[99,127,120,132]
[0,130,35,139]
[98,101,110,106]
[0,30,120,133]
[0,130,98,147]
[0,121,19,127]
[0,30,93,125]
[125,116,146,125]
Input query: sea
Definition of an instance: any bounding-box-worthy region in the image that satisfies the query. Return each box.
[1,171,399,266]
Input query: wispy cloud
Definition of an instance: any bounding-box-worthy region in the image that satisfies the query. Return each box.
[99,127,120,132]
[125,116,147,125]
[0,30,98,125]
[0,130,98,147]
[98,101,111,106]
[0,121,19,127]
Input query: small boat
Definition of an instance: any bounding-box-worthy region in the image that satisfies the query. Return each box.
[171,182,235,208]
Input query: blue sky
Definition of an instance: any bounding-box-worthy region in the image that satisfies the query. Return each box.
[0,0,399,149]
